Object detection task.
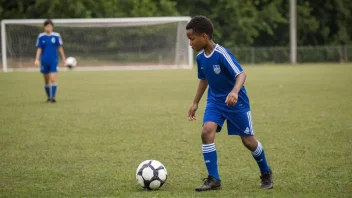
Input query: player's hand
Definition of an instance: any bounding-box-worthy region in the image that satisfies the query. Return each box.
[225,91,238,106]
[188,103,198,121]
[34,59,40,66]
[62,59,67,67]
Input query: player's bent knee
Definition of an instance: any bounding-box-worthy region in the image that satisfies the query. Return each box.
[201,127,213,136]
[241,136,257,151]
[201,123,217,143]
[201,131,214,144]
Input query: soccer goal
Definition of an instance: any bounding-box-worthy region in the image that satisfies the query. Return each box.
[1,17,193,72]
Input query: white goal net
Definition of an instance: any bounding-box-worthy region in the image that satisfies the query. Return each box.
[1,17,192,72]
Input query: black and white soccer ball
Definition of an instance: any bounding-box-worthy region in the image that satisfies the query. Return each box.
[136,160,168,190]
[65,57,77,69]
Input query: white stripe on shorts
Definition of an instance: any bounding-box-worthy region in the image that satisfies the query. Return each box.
[247,111,254,135]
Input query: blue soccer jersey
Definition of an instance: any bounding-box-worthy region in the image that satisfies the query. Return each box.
[197,44,250,113]
[36,32,62,64]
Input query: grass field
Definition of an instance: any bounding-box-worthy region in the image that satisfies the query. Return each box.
[0,64,351,198]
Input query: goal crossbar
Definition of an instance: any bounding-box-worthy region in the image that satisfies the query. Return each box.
[1,17,191,25]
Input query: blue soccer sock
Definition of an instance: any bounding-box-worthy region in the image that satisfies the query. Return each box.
[252,141,271,174]
[44,84,50,98]
[51,84,57,99]
[202,143,220,180]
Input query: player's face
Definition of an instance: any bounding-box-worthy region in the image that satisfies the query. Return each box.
[186,29,207,52]
[44,24,53,33]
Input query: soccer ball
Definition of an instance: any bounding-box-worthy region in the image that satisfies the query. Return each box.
[66,57,77,68]
[136,160,168,190]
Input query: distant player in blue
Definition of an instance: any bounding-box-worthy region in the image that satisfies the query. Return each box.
[186,16,273,191]
[34,19,66,103]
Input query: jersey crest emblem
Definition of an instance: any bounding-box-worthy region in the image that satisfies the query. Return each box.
[51,37,56,43]
[213,65,221,74]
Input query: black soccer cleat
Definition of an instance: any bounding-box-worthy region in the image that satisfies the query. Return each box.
[46,98,51,103]
[50,98,56,103]
[260,170,273,189]
[195,176,221,192]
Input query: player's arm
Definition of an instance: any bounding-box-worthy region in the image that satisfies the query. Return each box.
[34,48,42,66]
[188,79,208,121]
[57,34,66,66]
[226,72,246,105]
[219,52,246,106]
[58,46,66,66]
[188,58,207,121]
[34,35,42,66]
[193,79,208,104]
[231,72,246,93]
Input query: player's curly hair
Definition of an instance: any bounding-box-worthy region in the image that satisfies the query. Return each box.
[186,16,214,39]
[44,19,54,27]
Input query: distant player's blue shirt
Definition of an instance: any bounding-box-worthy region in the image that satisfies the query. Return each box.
[36,32,62,64]
[197,44,250,112]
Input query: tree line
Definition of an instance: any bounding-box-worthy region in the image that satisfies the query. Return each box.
[1,0,351,47]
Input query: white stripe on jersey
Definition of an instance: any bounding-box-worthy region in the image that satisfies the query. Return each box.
[59,36,63,45]
[216,46,241,74]
[215,49,241,75]
[36,32,63,46]
[52,32,63,45]
[36,33,46,46]
[216,46,241,75]
[51,32,60,36]
[38,33,46,38]
[197,49,204,57]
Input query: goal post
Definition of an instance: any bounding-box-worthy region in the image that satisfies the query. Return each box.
[1,17,193,72]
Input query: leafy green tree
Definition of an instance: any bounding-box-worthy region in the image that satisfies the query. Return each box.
[303,0,352,45]
[1,0,351,46]
[0,0,178,19]
[175,0,287,47]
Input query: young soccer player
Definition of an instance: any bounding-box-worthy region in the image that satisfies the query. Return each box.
[186,16,273,191]
[34,19,66,103]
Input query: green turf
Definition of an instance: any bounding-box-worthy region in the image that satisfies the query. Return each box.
[0,64,351,198]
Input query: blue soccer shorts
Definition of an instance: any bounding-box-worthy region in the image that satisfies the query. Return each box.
[203,103,254,136]
[40,62,58,74]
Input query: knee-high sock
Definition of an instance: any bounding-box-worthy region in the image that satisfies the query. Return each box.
[51,84,57,98]
[252,141,271,174]
[203,143,220,180]
[44,85,50,98]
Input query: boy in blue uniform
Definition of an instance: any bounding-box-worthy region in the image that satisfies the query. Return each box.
[35,19,66,103]
[186,16,273,191]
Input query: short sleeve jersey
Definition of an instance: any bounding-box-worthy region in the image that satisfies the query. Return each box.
[36,32,62,64]
[196,44,250,112]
